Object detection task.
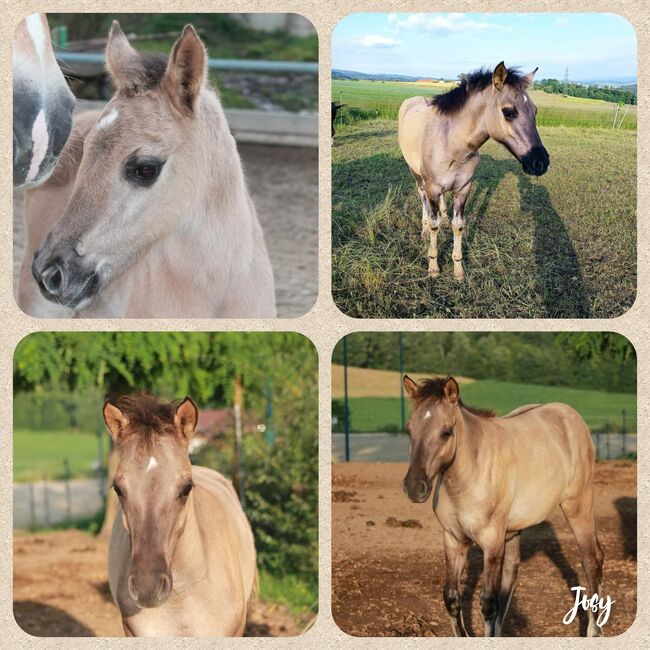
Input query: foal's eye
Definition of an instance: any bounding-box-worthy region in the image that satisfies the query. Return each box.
[502,107,518,120]
[125,156,164,187]
[113,483,123,498]
[441,428,454,438]
[179,482,193,499]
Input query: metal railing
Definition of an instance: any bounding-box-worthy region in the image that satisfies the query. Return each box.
[55,50,318,75]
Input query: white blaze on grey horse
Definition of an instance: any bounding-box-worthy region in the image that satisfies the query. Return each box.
[13,14,75,188]
[398,63,550,280]
[402,375,603,637]
[20,22,276,318]
[104,393,256,637]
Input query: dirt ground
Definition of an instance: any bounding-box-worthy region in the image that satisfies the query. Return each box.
[13,142,317,319]
[332,461,637,637]
[13,530,303,637]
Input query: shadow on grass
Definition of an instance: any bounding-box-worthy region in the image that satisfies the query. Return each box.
[333,149,591,318]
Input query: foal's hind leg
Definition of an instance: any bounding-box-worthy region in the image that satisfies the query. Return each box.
[560,495,605,636]
[495,533,520,636]
[442,531,470,636]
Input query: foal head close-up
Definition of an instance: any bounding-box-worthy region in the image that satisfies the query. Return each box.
[103,393,199,609]
[402,376,462,503]
[32,21,214,309]
[484,62,550,176]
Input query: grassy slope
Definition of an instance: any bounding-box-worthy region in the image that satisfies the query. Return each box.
[340,380,636,434]
[14,430,102,482]
[332,120,636,318]
[332,79,637,129]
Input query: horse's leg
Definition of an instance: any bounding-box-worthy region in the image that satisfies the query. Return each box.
[478,533,506,637]
[451,182,472,281]
[414,176,432,239]
[560,494,605,636]
[495,533,520,636]
[442,531,470,636]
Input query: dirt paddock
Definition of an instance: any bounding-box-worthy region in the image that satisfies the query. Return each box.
[332,461,637,637]
[13,530,302,637]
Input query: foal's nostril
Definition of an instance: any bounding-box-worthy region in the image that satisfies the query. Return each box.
[157,574,171,601]
[40,264,65,295]
[416,480,428,500]
[533,159,545,173]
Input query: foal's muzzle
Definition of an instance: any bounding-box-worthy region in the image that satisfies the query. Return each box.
[521,146,550,177]
[403,475,433,503]
[32,240,102,309]
[127,571,172,608]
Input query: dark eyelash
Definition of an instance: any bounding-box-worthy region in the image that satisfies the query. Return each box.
[179,481,193,499]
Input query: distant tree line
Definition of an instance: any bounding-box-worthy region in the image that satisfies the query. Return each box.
[333,332,636,394]
[534,79,636,105]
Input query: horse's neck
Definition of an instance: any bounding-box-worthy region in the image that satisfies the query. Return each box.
[444,409,484,494]
[446,93,491,156]
[126,98,255,312]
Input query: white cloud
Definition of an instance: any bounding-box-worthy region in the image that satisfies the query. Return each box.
[355,34,402,48]
[556,17,570,27]
[388,12,511,35]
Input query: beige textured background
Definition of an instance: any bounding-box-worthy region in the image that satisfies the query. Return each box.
[1,1,647,646]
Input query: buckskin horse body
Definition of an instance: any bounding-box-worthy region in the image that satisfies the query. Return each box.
[398,63,549,279]
[402,375,603,637]
[104,394,256,637]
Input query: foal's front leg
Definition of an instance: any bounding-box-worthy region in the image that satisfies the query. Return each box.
[451,182,471,281]
[442,531,470,636]
[479,532,506,637]
[419,190,442,276]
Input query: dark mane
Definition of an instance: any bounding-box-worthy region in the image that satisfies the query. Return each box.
[115,392,179,443]
[430,66,526,114]
[413,377,496,418]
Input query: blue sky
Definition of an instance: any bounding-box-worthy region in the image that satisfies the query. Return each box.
[332,13,637,80]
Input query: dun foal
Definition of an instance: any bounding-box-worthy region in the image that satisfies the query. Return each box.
[21,22,275,318]
[403,375,604,637]
[104,394,256,637]
[398,63,550,279]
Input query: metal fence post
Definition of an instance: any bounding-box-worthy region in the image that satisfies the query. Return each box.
[605,424,610,460]
[28,482,35,529]
[399,333,405,433]
[43,474,50,527]
[343,336,350,462]
[64,459,71,523]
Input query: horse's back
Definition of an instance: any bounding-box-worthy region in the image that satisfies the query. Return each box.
[398,96,431,175]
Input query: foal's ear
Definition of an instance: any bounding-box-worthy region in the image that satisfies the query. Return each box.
[106,21,140,91]
[444,377,460,404]
[522,67,539,88]
[492,61,508,92]
[174,397,199,441]
[163,25,207,116]
[103,401,129,443]
[403,375,418,399]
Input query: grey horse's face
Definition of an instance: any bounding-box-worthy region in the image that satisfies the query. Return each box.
[485,63,550,177]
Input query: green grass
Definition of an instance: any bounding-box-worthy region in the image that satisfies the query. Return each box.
[332,120,636,318]
[258,570,318,619]
[333,79,637,130]
[337,380,636,434]
[13,429,103,483]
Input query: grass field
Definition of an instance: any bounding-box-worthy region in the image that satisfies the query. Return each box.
[14,430,103,483]
[335,379,636,434]
[333,79,637,129]
[332,118,636,318]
